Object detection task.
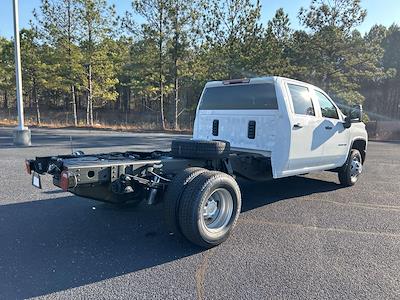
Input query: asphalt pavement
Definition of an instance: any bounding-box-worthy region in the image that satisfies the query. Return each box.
[0,127,400,299]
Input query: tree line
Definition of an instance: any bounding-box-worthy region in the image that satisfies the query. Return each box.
[0,0,399,129]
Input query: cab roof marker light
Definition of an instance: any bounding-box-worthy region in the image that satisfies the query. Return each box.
[223,78,250,85]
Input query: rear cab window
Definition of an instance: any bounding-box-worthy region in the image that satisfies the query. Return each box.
[199,83,278,110]
[287,83,315,116]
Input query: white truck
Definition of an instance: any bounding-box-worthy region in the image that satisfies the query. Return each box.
[26,76,367,248]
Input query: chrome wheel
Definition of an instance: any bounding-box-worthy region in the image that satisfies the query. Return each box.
[350,153,362,180]
[201,188,233,233]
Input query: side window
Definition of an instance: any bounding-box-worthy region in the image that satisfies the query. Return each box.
[315,90,339,119]
[287,84,315,116]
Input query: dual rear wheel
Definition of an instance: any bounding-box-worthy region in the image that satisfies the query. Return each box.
[164,168,241,248]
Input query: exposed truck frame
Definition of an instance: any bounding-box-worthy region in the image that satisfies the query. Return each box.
[26,147,234,205]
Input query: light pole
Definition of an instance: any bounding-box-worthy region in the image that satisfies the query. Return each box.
[12,0,31,146]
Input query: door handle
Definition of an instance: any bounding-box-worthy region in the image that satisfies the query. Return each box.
[293,123,303,129]
[325,126,333,130]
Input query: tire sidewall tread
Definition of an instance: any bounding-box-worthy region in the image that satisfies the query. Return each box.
[178,171,241,248]
[339,149,362,187]
[163,167,207,235]
[171,140,230,159]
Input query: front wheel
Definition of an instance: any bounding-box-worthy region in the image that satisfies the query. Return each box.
[178,171,241,248]
[338,149,363,186]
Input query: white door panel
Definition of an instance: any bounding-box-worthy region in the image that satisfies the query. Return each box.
[288,115,324,170]
[312,89,349,167]
[284,82,325,173]
[321,119,349,166]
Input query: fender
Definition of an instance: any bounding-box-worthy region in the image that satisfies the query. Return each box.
[349,138,367,162]
[330,137,367,172]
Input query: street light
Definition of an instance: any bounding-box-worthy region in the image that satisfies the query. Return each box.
[12,0,31,146]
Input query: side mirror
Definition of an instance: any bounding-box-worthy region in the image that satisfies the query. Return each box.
[344,104,363,129]
[344,116,351,128]
[349,104,363,122]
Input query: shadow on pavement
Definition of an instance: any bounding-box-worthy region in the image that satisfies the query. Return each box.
[240,175,342,212]
[0,175,342,298]
[0,197,200,299]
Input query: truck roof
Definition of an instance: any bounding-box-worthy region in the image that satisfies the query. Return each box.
[204,76,317,90]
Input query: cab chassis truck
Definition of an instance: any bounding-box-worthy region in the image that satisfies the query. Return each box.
[25,77,367,248]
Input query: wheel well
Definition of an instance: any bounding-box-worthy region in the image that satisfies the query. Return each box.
[352,139,366,162]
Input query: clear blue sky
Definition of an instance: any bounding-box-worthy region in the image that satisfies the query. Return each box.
[0,0,399,38]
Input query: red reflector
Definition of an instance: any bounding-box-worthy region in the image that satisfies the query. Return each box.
[25,160,31,175]
[60,171,70,191]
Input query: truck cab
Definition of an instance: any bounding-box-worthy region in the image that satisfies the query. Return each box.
[193,76,367,180]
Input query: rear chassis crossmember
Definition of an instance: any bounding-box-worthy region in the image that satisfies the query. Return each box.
[26,151,223,204]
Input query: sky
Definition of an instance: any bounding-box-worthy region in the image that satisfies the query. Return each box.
[0,0,399,39]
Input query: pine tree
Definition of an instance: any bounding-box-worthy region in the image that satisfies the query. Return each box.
[131,0,170,129]
[201,0,262,79]
[20,28,62,125]
[253,8,295,77]
[0,38,15,110]
[166,0,202,129]
[34,0,84,126]
[295,0,386,106]
[77,0,118,126]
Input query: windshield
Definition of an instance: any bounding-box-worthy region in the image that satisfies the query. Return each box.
[199,83,278,110]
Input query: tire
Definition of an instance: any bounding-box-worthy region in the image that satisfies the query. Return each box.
[338,149,363,186]
[178,171,241,248]
[163,167,208,235]
[171,139,230,159]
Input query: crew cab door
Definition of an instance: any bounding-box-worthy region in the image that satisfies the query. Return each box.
[312,89,349,167]
[284,82,325,174]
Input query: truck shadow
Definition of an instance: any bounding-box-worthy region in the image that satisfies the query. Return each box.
[240,175,342,212]
[0,176,341,298]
